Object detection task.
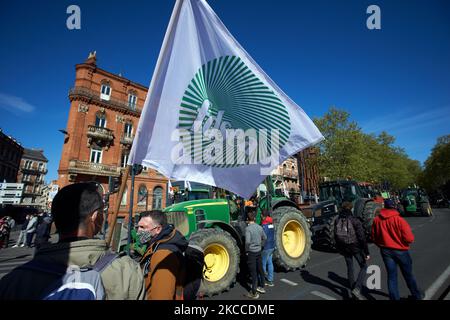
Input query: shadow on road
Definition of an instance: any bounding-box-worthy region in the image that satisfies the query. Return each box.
[300,270,351,300]
[327,271,390,300]
[0,254,32,264]
[311,241,338,254]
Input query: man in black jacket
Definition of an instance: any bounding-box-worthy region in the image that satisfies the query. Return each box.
[34,213,53,249]
[334,201,370,300]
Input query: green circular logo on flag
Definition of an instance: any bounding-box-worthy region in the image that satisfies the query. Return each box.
[178,55,291,167]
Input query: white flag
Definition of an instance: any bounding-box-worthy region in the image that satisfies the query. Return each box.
[129,0,324,199]
[184,180,192,192]
[168,179,174,196]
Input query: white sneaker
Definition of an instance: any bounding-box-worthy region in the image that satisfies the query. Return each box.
[12,245,18,248]
[256,287,266,294]
[20,244,25,247]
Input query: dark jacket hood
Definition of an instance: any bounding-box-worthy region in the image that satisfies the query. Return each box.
[339,208,353,218]
[150,224,188,252]
[379,208,400,219]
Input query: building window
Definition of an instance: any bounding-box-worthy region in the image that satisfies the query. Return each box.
[121,186,128,206]
[152,187,163,210]
[90,148,102,163]
[121,153,129,168]
[38,163,44,172]
[25,160,32,169]
[95,113,107,128]
[138,185,147,206]
[128,93,137,110]
[124,122,133,138]
[100,83,111,101]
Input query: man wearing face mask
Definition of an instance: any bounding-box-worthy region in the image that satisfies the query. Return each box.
[138,210,188,300]
[0,183,145,300]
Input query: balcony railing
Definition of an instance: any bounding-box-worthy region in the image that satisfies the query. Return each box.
[22,191,42,197]
[68,159,121,177]
[120,133,134,146]
[21,167,48,174]
[87,125,114,142]
[87,125,114,150]
[69,87,142,114]
[281,169,298,179]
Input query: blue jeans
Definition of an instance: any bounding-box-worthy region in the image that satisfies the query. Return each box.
[261,248,274,282]
[380,248,423,300]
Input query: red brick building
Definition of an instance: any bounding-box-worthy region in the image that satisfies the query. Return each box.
[57,52,167,221]
[271,147,320,204]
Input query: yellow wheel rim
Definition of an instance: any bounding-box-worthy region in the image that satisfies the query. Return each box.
[282,220,305,258]
[203,243,229,282]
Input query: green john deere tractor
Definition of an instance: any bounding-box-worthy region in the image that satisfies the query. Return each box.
[400,188,432,217]
[312,180,382,249]
[162,177,312,297]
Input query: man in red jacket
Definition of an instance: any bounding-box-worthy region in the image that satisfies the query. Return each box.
[371,199,424,300]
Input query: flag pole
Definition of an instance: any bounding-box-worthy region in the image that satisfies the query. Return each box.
[106,165,130,247]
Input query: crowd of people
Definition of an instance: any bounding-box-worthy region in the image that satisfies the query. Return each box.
[5,212,53,249]
[0,182,424,300]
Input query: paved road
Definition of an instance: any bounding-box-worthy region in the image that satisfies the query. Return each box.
[1,209,449,300]
[0,230,58,280]
[208,208,450,300]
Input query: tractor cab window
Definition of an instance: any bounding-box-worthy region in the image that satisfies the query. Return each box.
[257,183,267,198]
[331,185,341,202]
[341,185,357,202]
[188,191,209,201]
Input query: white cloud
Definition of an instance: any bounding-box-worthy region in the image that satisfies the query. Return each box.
[361,106,450,135]
[0,93,36,113]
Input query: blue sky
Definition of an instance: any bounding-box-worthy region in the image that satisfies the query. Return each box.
[0,0,449,183]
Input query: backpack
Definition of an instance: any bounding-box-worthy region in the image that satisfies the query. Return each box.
[21,252,118,300]
[334,216,358,245]
[181,244,205,300]
[143,243,205,300]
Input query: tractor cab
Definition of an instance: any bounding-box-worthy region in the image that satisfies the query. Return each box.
[312,180,381,249]
[400,187,432,216]
[170,181,213,204]
[319,180,364,207]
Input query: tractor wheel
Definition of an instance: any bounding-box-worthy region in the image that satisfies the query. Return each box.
[189,228,240,297]
[420,203,433,217]
[272,206,312,270]
[361,201,381,241]
[322,215,338,250]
